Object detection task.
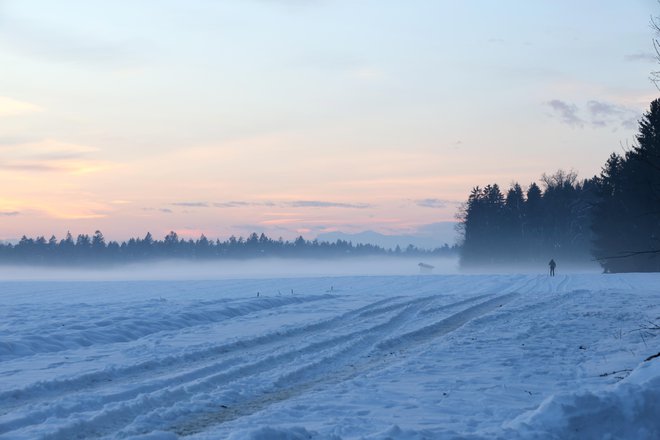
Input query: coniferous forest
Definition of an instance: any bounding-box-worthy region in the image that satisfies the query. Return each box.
[0,230,456,266]
[458,98,660,273]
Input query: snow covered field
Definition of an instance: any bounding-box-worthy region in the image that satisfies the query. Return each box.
[1,271,659,439]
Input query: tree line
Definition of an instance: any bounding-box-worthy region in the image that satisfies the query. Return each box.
[0,231,457,266]
[458,98,660,273]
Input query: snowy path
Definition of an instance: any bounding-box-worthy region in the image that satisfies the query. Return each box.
[1,274,659,439]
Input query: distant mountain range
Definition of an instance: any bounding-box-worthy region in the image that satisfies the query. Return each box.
[315,222,458,251]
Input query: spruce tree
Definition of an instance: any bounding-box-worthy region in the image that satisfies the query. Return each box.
[592,99,660,272]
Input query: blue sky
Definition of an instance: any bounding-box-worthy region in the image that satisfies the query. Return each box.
[0,0,658,244]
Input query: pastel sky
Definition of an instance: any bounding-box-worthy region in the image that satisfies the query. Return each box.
[1,0,658,244]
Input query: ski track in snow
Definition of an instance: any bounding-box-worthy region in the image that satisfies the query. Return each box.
[0,273,659,439]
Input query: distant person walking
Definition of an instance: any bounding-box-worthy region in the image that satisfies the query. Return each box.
[549,259,556,276]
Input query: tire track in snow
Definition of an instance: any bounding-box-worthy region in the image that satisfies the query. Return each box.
[0,291,511,440]
[507,275,542,295]
[419,293,493,316]
[0,294,338,362]
[0,294,408,414]
[377,292,520,352]
[0,295,409,429]
[29,296,438,440]
[468,282,584,332]
[0,295,361,420]
[556,274,570,293]
[169,292,520,437]
[2,293,483,438]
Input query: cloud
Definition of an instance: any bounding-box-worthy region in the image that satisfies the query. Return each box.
[0,158,109,174]
[171,202,209,208]
[213,201,250,208]
[415,198,455,209]
[56,212,107,220]
[0,96,43,117]
[547,99,584,128]
[0,211,19,216]
[0,163,63,172]
[212,200,371,209]
[546,99,640,130]
[587,100,640,129]
[286,200,371,209]
[587,100,622,117]
[213,201,276,208]
[261,218,305,225]
[624,52,656,63]
[0,138,108,174]
[621,116,638,130]
[142,207,173,214]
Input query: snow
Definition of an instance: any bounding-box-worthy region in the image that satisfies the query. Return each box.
[1,272,659,439]
[505,352,660,439]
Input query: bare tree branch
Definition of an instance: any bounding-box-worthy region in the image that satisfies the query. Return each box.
[594,249,660,261]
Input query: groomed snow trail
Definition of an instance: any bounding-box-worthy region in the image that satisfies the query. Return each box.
[1,274,659,439]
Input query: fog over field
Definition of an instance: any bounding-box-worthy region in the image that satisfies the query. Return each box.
[0,256,460,281]
[0,254,607,282]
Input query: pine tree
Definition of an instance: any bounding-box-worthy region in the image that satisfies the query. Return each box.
[592,99,660,272]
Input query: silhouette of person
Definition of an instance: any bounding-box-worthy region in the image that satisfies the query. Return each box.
[549,259,556,276]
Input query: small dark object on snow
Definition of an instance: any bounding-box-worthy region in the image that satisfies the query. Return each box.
[418,262,434,274]
[645,351,660,362]
[549,259,556,276]
[599,369,632,377]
